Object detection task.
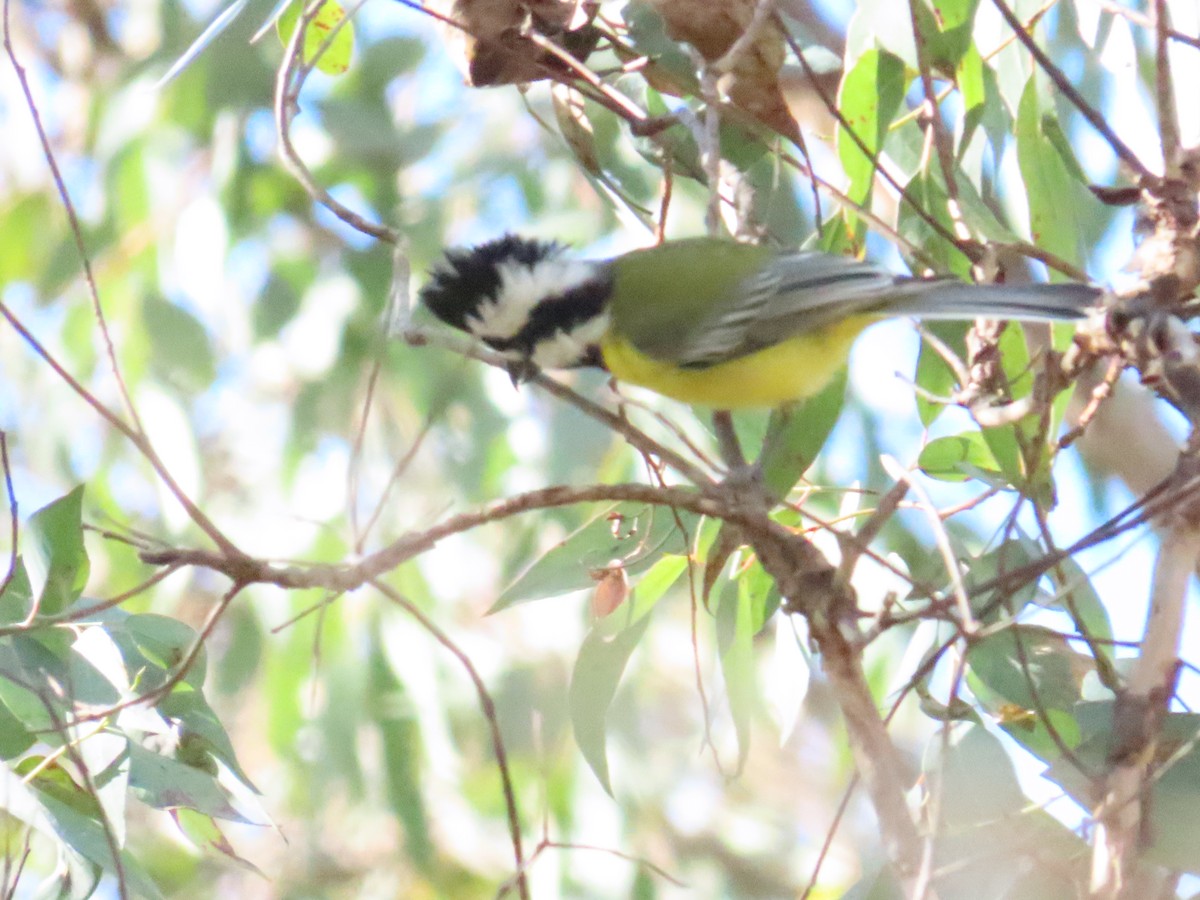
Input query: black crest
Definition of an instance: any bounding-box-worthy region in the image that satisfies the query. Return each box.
[420,234,564,331]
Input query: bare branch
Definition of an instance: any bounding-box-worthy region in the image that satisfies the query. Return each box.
[1090,516,1200,895]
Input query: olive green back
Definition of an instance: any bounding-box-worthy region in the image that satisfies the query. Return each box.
[607,238,771,361]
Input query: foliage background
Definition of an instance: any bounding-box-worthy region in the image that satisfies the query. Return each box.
[2,0,1200,897]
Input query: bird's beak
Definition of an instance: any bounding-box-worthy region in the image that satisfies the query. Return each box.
[506,359,539,388]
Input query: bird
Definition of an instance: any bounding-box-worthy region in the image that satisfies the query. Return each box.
[419,235,1103,409]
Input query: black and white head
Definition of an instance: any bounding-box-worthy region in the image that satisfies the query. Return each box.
[420,235,614,382]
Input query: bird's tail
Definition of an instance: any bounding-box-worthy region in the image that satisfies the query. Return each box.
[886,280,1103,322]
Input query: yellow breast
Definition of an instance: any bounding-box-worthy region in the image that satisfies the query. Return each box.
[599,316,872,409]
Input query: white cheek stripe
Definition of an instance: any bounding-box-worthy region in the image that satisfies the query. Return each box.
[466,257,601,340]
[530,311,611,369]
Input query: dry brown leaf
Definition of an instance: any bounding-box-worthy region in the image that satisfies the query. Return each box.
[426,0,600,87]
[646,0,799,142]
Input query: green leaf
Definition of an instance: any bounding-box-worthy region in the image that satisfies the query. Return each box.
[1015,76,1085,268]
[837,48,907,225]
[144,296,217,391]
[0,557,33,626]
[492,505,698,612]
[0,686,34,758]
[963,538,1042,623]
[716,574,761,773]
[759,371,847,499]
[1043,706,1200,873]
[18,758,164,899]
[277,0,354,75]
[0,194,55,285]
[569,601,655,794]
[914,322,968,426]
[967,625,1088,762]
[918,0,981,71]
[1044,554,1117,685]
[126,613,207,688]
[958,49,1011,159]
[172,808,266,874]
[157,689,259,791]
[633,554,690,605]
[128,744,249,821]
[926,723,1024,828]
[898,171,970,277]
[917,432,1001,481]
[621,0,698,93]
[27,485,89,617]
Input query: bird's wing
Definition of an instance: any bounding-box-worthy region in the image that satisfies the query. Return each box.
[661,251,900,368]
[616,246,1100,369]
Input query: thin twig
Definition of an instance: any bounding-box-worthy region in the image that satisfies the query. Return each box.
[63,583,243,727]
[1095,0,1200,52]
[907,0,969,242]
[784,29,975,263]
[403,323,715,486]
[369,578,529,900]
[988,0,1152,181]
[273,1,398,243]
[880,456,975,634]
[0,302,240,557]
[2,0,143,436]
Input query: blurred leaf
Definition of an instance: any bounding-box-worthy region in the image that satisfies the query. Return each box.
[958,47,1011,158]
[144,296,217,391]
[277,0,354,75]
[0,194,55,285]
[18,759,165,899]
[569,597,655,795]
[126,613,207,687]
[0,693,34,758]
[128,744,248,820]
[968,626,1086,714]
[962,538,1042,623]
[553,85,602,177]
[0,557,33,626]
[213,604,263,696]
[919,0,980,71]
[925,723,1023,827]
[1045,705,1200,873]
[917,431,1001,481]
[925,723,1087,896]
[716,572,761,773]
[368,625,432,869]
[760,370,847,499]
[158,689,259,791]
[1015,76,1085,268]
[493,505,698,612]
[27,485,89,617]
[914,321,967,426]
[172,808,266,874]
[846,0,917,68]
[837,48,906,235]
[621,0,698,93]
[898,170,970,276]
[967,625,1089,762]
[1044,554,1117,684]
